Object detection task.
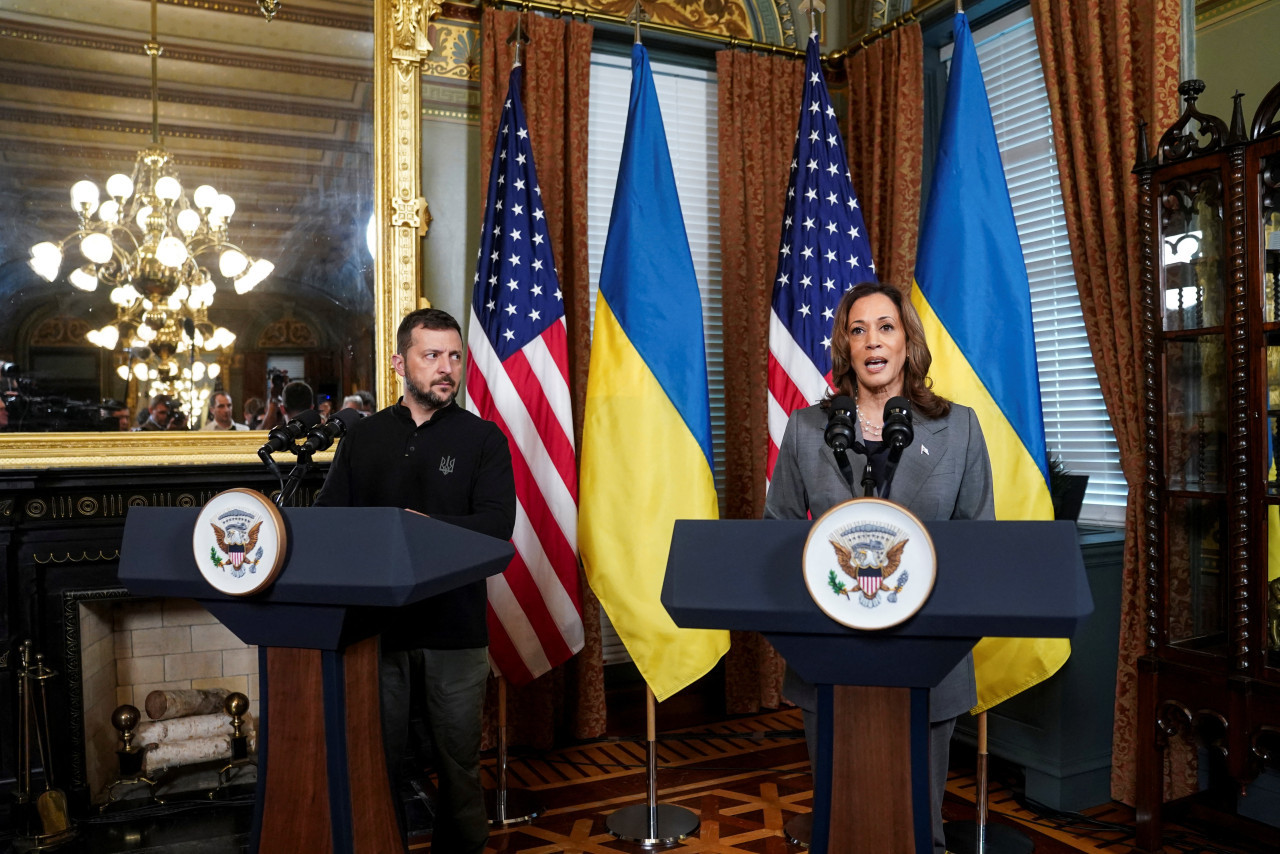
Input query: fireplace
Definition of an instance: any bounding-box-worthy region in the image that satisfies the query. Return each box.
[0,463,324,815]
[75,596,260,802]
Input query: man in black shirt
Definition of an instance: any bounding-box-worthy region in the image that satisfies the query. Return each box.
[315,308,515,853]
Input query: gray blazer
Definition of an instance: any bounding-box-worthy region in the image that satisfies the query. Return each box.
[764,400,996,721]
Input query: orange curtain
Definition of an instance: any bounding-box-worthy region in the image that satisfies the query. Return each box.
[479,7,604,745]
[843,22,924,292]
[1029,0,1182,804]
[717,48,804,713]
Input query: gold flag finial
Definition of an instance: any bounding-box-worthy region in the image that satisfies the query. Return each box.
[627,1,649,44]
[798,0,825,39]
[507,13,530,67]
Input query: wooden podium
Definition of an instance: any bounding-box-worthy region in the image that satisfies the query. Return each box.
[662,518,1092,854]
[119,506,514,854]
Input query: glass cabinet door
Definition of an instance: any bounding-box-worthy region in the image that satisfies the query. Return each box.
[1160,174,1225,332]
[1268,500,1280,669]
[1262,153,1280,323]
[1261,151,1280,669]
[1160,168,1228,654]
[1165,337,1226,491]
[1166,495,1227,652]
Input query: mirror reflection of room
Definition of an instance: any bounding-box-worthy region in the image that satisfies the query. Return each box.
[0,0,375,433]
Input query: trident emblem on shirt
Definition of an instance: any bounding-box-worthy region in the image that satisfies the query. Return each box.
[439,455,456,475]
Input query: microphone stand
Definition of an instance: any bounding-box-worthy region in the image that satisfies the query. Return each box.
[836,441,877,498]
[277,448,314,508]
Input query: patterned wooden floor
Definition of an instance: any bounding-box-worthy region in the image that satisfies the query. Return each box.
[406,708,1274,854]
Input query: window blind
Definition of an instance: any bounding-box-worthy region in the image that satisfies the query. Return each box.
[944,11,1128,524]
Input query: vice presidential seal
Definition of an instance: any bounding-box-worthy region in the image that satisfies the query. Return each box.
[802,498,936,630]
[192,488,287,596]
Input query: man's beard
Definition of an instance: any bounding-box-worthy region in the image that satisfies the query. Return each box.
[406,375,456,410]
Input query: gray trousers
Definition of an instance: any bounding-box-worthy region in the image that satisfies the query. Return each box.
[380,645,489,854]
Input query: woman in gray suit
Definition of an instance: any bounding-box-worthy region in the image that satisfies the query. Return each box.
[765,280,995,854]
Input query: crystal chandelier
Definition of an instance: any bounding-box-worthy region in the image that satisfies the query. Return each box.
[27,0,273,419]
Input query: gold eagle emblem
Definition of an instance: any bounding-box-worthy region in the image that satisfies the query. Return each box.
[830,538,907,595]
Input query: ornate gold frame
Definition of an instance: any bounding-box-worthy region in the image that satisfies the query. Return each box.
[0,0,431,470]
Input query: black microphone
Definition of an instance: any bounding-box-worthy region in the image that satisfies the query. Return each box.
[258,408,323,456]
[298,407,362,455]
[824,395,857,452]
[883,396,913,455]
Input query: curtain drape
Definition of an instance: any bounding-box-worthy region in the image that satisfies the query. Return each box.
[716,48,804,713]
[843,22,924,292]
[1029,0,1182,804]
[479,6,604,746]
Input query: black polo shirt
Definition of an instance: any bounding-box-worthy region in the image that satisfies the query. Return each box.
[314,399,516,650]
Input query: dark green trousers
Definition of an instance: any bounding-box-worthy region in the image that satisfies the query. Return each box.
[380,645,489,854]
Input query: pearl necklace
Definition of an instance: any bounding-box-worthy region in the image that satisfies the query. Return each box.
[856,406,882,439]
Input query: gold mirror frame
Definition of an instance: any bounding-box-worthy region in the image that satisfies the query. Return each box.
[0,0,424,469]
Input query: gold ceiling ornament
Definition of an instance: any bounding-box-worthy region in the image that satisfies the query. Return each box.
[257,0,284,22]
[27,0,273,420]
[393,0,443,54]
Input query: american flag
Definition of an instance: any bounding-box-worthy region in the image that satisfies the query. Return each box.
[466,64,584,685]
[766,30,878,479]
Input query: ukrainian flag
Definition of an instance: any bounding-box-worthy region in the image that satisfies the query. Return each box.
[579,43,729,703]
[911,11,1070,713]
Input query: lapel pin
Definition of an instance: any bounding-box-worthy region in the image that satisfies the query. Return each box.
[921,445,929,455]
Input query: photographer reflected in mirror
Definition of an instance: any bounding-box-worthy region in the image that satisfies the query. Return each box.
[243,396,265,430]
[2,361,127,432]
[261,380,315,432]
[0,362,15,431]
[202,391,249,431]
[133,394,186,431]
[102,400,131,431]
[262,367,289,426]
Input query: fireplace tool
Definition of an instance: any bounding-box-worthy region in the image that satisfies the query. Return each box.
[211,691,257,797]
[14,640,76,850]
[100,704,161,811]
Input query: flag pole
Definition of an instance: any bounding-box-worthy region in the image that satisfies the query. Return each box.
[943,711,1034,854]
[484,674,543,826]
[605,685,699,844]
[976,710,989,852]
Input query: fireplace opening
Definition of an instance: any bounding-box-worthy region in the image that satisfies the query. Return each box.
[76,596,260,803]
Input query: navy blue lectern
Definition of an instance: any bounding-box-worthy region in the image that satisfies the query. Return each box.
[661,519,1092,854]
[119,506,514,854]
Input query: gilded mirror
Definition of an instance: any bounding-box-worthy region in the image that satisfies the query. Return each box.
[0,0,378,465]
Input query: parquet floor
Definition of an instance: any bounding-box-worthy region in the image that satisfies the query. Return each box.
[404,708,1275,854]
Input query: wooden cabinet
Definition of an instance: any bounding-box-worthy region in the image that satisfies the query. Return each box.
[1134,78,1280,850]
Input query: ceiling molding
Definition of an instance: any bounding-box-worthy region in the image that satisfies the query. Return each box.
[0,66,369,122]
[0,20,372,81]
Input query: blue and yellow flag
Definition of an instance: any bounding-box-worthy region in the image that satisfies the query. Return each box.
[911,12,1070,714]
[579,44,729,703]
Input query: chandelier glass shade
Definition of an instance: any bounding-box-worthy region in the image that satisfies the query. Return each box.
[26,0,272,420]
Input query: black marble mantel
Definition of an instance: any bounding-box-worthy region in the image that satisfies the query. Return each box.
[0,463,327,816]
